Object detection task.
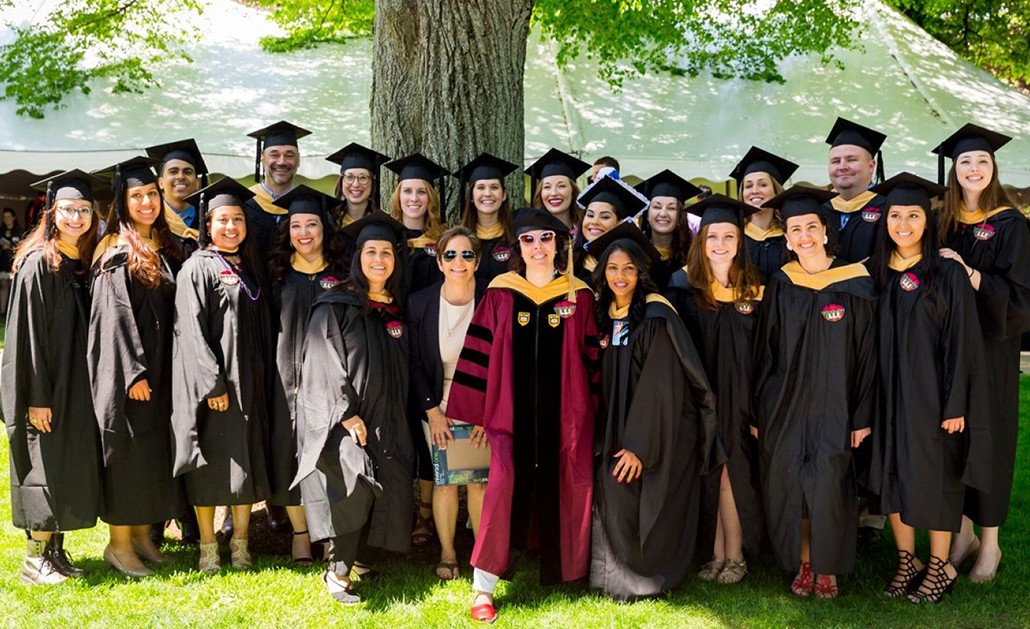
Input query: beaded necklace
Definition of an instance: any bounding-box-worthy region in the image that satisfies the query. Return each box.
[212,249,261,301]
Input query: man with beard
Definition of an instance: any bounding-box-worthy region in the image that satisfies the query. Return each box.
[146,139,207,257]
[244,121,311,256]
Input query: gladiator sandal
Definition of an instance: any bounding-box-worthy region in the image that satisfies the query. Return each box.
[813,573,838,599]
[908,556,956,604]
[790,562,813,597]
[883,549,924,598]
[229,538,251,570]
[198,542,220,575]
[697,558,725,582]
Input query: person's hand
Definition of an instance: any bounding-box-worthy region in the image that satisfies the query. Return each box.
[342,416,368,447]
[427,407,453,449]
[469,426,488,448]
[128,379,151,402]
[851,427,871,448]
[749,424,758,439]
[941,416,965,434]
[612,449,642,484]
[207,393,229,412]
[939,248,971,274]
[28,406,52,433]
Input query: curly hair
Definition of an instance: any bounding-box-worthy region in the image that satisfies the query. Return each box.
[268,211,347,284]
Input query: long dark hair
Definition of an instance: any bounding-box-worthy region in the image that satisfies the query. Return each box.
[13,201,99,276]
[106,187,185,287]
[344,239,404,313]
[939,154,1016,241]
[460,182,514,241]
[204,204,267,291]
[641,197,691,267]
[870,205,941,297]
[591,239,660,332]
[268,212,347,284]
[685,223,762,311]
[508,231,571,276]
[782,211,841,262]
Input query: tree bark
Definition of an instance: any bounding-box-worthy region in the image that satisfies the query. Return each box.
[371,0,534,221]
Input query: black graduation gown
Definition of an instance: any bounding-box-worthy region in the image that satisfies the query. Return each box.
[664,271,767,560]
[745,233,787,281]
[170,250,273,506]
[590,297,717,601]
[752,259,877,574]
[404,228,443,304]
[821,193,887,263]
[869,258,992,531]
[3,250,102,531]
[946,208,1030,526]
[88,246,185,525]
[268,267,343,506]
[476,237,514,284]
[243,195,286,258]
[292,289,413,551]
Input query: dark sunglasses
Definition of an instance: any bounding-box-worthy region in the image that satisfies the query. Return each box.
[442,249,477,261]
[517,231,555,245]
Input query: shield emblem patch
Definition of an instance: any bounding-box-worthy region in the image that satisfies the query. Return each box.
[386,321,404,339]
[517,312,530,326]
[734,301,755,315]
[973,224,995,241]
[900,272,920,292]
[821,303,845,322]
[492,245,511,262]
[424,244,437,257]
[320,276,340,290]
[547,314,560,328]
[554,300,576,318]
[219,270,240,286]
[861,207,881,223]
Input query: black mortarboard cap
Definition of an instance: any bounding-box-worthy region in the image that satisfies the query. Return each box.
[93,156,160,222]
[582,220,662,266]
[185,178,256,248]
[577,176,646,220]
[247,120,311,182]
[729,146,799,184]
[384,152,448,183]
[870,172,947,211]
[762,185,838,222]
[511,206,570,236]
[326,142,391,173]
[32,169,105,240]
[634,169,702,204]
[690,194,759,229]
[826,117,887,184]
[931,123,1012,185]
[524,148,591,182]
[340,211,405,247]
[146,138,208,175]
[272,184,338,222]
[453,152,519,184]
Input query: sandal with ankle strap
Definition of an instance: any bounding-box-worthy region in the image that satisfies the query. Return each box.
[884,549,924,598]
[813,573,838,599]
[908,556,956,604]
[411,501,435,546]
[791,562,813,597]
[292,530,313,567]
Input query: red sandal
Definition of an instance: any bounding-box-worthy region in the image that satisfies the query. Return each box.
[814,573,838,599]
[791,562,813,597]
[470,602,497,623]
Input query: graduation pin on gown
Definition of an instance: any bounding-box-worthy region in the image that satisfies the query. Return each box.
[589,295,718,601]
[3,250,103,532]
[753,259,877,575]
[88,242,185,525]
[292,289,414,551]
[170,250,273,506]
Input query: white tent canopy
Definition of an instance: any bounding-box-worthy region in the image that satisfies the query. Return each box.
[1,0,1029,198]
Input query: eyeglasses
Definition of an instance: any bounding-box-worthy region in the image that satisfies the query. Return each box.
[517,231,555,245]
[342,174,371,185]
[56,206,94,218]
[442,249,477,261]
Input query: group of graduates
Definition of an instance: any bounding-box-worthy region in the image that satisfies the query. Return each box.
[2,115,1026,623]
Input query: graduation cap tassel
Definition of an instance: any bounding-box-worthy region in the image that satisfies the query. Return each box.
[937,152,945,187]
[198,192,208,248]
[114,164,125,223]
[875,150,885,185]
[439,176,448,224]
[459,180,467,224]
[44,181,55,240]
[565,236,576,305]
[201,173,209,189]
[254,139,262,183]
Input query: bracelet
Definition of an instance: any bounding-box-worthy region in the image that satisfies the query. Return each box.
[967,267,975,278]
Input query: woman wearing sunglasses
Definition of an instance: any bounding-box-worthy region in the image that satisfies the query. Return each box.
[408,226,487,581]
[446,208,599,623]
[4,171,102,584]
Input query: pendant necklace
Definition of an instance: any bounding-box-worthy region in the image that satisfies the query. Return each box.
[213,250,261,301]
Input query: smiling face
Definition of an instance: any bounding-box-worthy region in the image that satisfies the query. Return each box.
[473,179,507,217]
[704,222,740,266]
[262,145,299,186]
[954,150,994,196]
[54,200,94,244]
[437,234,478,283]
[289,213,324,258]
[126,183,162,229]
[518,229,557,271]
[647,196,679,235]
[399,179,430,223]
[740,172,776,208]
[886,205,926,257]
[605,248,639,304]
[158,159,199,204]
[341,168,372,205]
[784,213,827,260]
[582,202,619,242]
[828,144,875,199]
[208,205,247,251]
[360,239,396,290]
[540,175,573,215]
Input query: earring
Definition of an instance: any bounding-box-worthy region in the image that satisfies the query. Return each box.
[785,242,792,251]
[823,235,828,245]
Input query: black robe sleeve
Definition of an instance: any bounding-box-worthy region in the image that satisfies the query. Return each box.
[847,291,877,432]
[407,285,441,412]
[973,215,1030,341]
[87,255,150,464]
[751,276,782,437]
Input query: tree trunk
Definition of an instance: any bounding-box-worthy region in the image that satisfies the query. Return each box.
[371,0,534,221]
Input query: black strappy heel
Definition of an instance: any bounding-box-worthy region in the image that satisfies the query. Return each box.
[884,549,924,598]
[908,556,956,604]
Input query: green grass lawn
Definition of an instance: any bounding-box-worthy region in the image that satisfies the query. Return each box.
[0,374,1027,627]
